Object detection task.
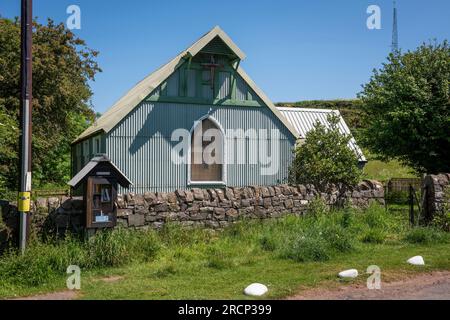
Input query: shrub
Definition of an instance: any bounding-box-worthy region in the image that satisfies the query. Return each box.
[86,228,161,267]
[363,204,390,229]
[259,234,278,252]
[289,114,362,192]
[404,227,448,245]
[339,206,355,229]
[306,197,329,217]
[432,212,450,232]
[322,224,355,252]
[361,229,386,244]
[86,229,132,267]
[281,234,330,262]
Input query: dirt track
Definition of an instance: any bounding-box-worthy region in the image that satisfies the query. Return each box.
[13,291,78,300]
[288,271,450,300]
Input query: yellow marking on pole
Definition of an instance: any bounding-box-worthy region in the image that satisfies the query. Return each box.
[18,192,31,212]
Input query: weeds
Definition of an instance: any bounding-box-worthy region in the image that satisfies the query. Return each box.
[0,228,161,287]
[0,202,448,291]
[404,227,448,245]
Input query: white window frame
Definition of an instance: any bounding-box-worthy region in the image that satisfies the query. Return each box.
[187,114,227,186]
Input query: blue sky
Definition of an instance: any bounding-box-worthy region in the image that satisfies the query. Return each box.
[1,0,449,113]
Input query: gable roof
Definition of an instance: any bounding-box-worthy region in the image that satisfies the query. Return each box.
[74,26,299,144]
[277,107,367,163]
[68,155,133,189]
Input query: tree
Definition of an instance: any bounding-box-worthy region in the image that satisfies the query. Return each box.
[358,41,450,174]
[0,17,101,195]
[289,114,361,193]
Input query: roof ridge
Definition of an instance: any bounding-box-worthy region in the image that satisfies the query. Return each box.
[73,27,297,144]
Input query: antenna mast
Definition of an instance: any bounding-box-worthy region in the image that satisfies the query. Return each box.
[392,0,399,52]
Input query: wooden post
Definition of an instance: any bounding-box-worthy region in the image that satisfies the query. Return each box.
[18,0,33,253]
[409,185,415,226]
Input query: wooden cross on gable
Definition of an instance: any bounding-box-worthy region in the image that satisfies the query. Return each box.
[201,55,223,89]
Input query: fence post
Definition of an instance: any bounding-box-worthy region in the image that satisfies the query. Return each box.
[409,184,415,226]
[384,183,388,211]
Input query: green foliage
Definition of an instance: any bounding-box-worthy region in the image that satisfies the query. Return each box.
[2,204,449,294]
[281,234,330,262]
[0,229,160,287]
[385,190,410,205]
[361,229,386,244]
[404,227,448,244]
[362,156,418,182]
[153,260,178,278]
[289,114,361,192]
[322,224,355,252]
[359,41,450,174]
[0,18,101,197]
[306,196,329,217]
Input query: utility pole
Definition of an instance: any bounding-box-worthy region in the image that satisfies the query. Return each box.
[391,0,399,53]
[18,0,33,253]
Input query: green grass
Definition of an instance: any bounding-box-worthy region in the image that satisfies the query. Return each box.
[0,203,449,300]
[362,154,418,182]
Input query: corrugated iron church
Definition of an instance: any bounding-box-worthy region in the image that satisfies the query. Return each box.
[72,26,364,193]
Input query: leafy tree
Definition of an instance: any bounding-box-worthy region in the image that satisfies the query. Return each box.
[289,114,361,193]
[358,41,450,174]
[0,17,101,195]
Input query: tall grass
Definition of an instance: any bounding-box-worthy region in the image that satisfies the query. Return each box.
[0,229,161,287]
[0,200,448,290]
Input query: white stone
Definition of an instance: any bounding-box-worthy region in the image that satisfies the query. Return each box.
[338,269,359,279]
[244,283,268,296]
[407,256,425,266]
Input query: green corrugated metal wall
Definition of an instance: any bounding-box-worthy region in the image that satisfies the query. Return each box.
[105,102,296,193]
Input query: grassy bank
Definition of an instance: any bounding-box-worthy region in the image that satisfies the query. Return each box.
[1,203,449,299]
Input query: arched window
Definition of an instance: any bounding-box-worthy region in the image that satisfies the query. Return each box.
[189,116,225,184]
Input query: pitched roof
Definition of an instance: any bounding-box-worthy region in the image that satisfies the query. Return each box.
[68,155,133,188]
[74,26,299,144]
[277,107,367,163]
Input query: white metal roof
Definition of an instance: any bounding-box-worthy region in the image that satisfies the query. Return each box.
[73,26,299,144]
[277,107,367,162]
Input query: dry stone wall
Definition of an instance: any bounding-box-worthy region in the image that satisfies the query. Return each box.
[422,174,450,222]
[0,181,384,249]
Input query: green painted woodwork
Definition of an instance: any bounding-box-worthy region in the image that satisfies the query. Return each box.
[148,59,262,107]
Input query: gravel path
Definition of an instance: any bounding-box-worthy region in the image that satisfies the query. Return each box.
[12,291,78,300]
[288,271,450,300]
